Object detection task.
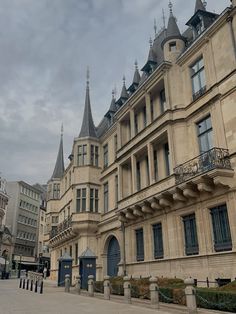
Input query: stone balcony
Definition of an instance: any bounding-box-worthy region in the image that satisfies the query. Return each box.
[49,212,100,247]
[118,147,234,223]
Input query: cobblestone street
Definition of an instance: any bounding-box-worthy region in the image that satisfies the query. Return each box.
[0,279,231,314]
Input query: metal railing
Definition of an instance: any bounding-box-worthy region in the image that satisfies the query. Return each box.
[174,147,232,185]
[50,215,72,239]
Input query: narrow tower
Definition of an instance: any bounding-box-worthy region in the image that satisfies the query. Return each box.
[162,1,185,62]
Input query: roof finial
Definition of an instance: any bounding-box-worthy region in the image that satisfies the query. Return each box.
[154,18,157,36]
[112,89,115,99]
[61,123,63,137]
[168,1,173,15]
[86,66,90,88]
[135,60,138,70]
[203,1,207,8]
[123,75,126,86]
[149,37,153,47]
[162,8,166,29]
[114,85,117,97]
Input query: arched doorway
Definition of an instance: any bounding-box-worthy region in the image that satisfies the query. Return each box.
[107,236,120,277]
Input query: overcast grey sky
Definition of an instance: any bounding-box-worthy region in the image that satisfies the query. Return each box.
[0,0,230,184]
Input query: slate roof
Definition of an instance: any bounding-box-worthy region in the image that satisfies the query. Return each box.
[51,134,65,180]
[79,247,97,258]
[58,252,73,261]
[79,81,97,139]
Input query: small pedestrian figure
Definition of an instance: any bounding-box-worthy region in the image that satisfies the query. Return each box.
[43,267,47,280]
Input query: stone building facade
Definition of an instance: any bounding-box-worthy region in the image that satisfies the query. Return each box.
[6,181,41,268]
[46,0,236,284]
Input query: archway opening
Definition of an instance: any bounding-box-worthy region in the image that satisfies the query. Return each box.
[107,236,120,277]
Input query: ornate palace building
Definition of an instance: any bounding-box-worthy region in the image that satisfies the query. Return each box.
[46,0,236,285]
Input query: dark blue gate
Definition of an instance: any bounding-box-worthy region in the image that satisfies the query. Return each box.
[107,236,120,277]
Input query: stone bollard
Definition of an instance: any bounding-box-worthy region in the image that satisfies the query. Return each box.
[65,274,70,293]
[40,281,43,294]
[30,280,33,291]
[88,275,94,297]
[149,276,159,309]
[123,276,131,304]
[34,280,38,293]
[103,276,110,300]
[184,278,197,314]
[75,275,81,294]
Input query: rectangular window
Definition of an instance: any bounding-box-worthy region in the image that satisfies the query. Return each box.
[90,188,94,212]
[150,98,154,121]
[136,228,144,261]
[115,175,118,207]
[95,189,99,212]
[136,161,141,191]
[103,144,108,168]
[154,150,158,181]
[160,89,166,113]
[78,145,87,166]
[197,115,213,154]
[114,135,118,155]
[164,143,170,176]
[95,146,99,167]
[143,107,147,128]
[153,223,164,259]
[53,184,60,199]
[104,182,109,213]
[210,204,232,252]
[90,145,94,165]
[82,188,86,211]
[76,189,81,212]
[169,41,177,51]
[145,156,150,185]
[191,57,206,99]
[183,214,199,255]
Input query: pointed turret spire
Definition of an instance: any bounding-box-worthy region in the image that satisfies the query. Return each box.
[195,0,206,12]
[161,1,183,48]
[128,61,141,93]
[166,1,181,38]
[120,76,129,100]
[141,38,157,73]
[51,125,65,179]
[79,68,97,138]
[109,90,117,113]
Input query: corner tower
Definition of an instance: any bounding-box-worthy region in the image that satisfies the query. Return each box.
[162,1,185,62]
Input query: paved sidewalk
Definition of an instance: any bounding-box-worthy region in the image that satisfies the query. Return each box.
[0,279,230,314]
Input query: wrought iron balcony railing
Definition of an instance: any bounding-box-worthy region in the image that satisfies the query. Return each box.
[50,215,72,239]
[174,148,232,185]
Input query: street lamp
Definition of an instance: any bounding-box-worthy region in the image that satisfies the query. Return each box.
[18,254,22,279]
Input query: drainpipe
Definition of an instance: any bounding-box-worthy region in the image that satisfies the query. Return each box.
[121,222,126,276]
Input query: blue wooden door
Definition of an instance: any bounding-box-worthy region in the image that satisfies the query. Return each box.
[107,237,120,277]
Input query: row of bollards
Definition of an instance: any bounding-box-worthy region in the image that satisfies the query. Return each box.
[64,275,197,314]
[19,278,43,294]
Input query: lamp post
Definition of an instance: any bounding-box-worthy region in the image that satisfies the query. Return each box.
[18,254,22,278]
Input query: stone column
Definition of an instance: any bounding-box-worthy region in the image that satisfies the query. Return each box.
[75,275,81,294]
[103,276,110,300]
[184,278,197,314]
[123,276,131,304]
[149,276,159,309]
[145,92,152,125]
[147,142,155,184]
[117,122,122,149]
[88,275,94,297]
[118,166,123,200]
[65,274,70,293]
